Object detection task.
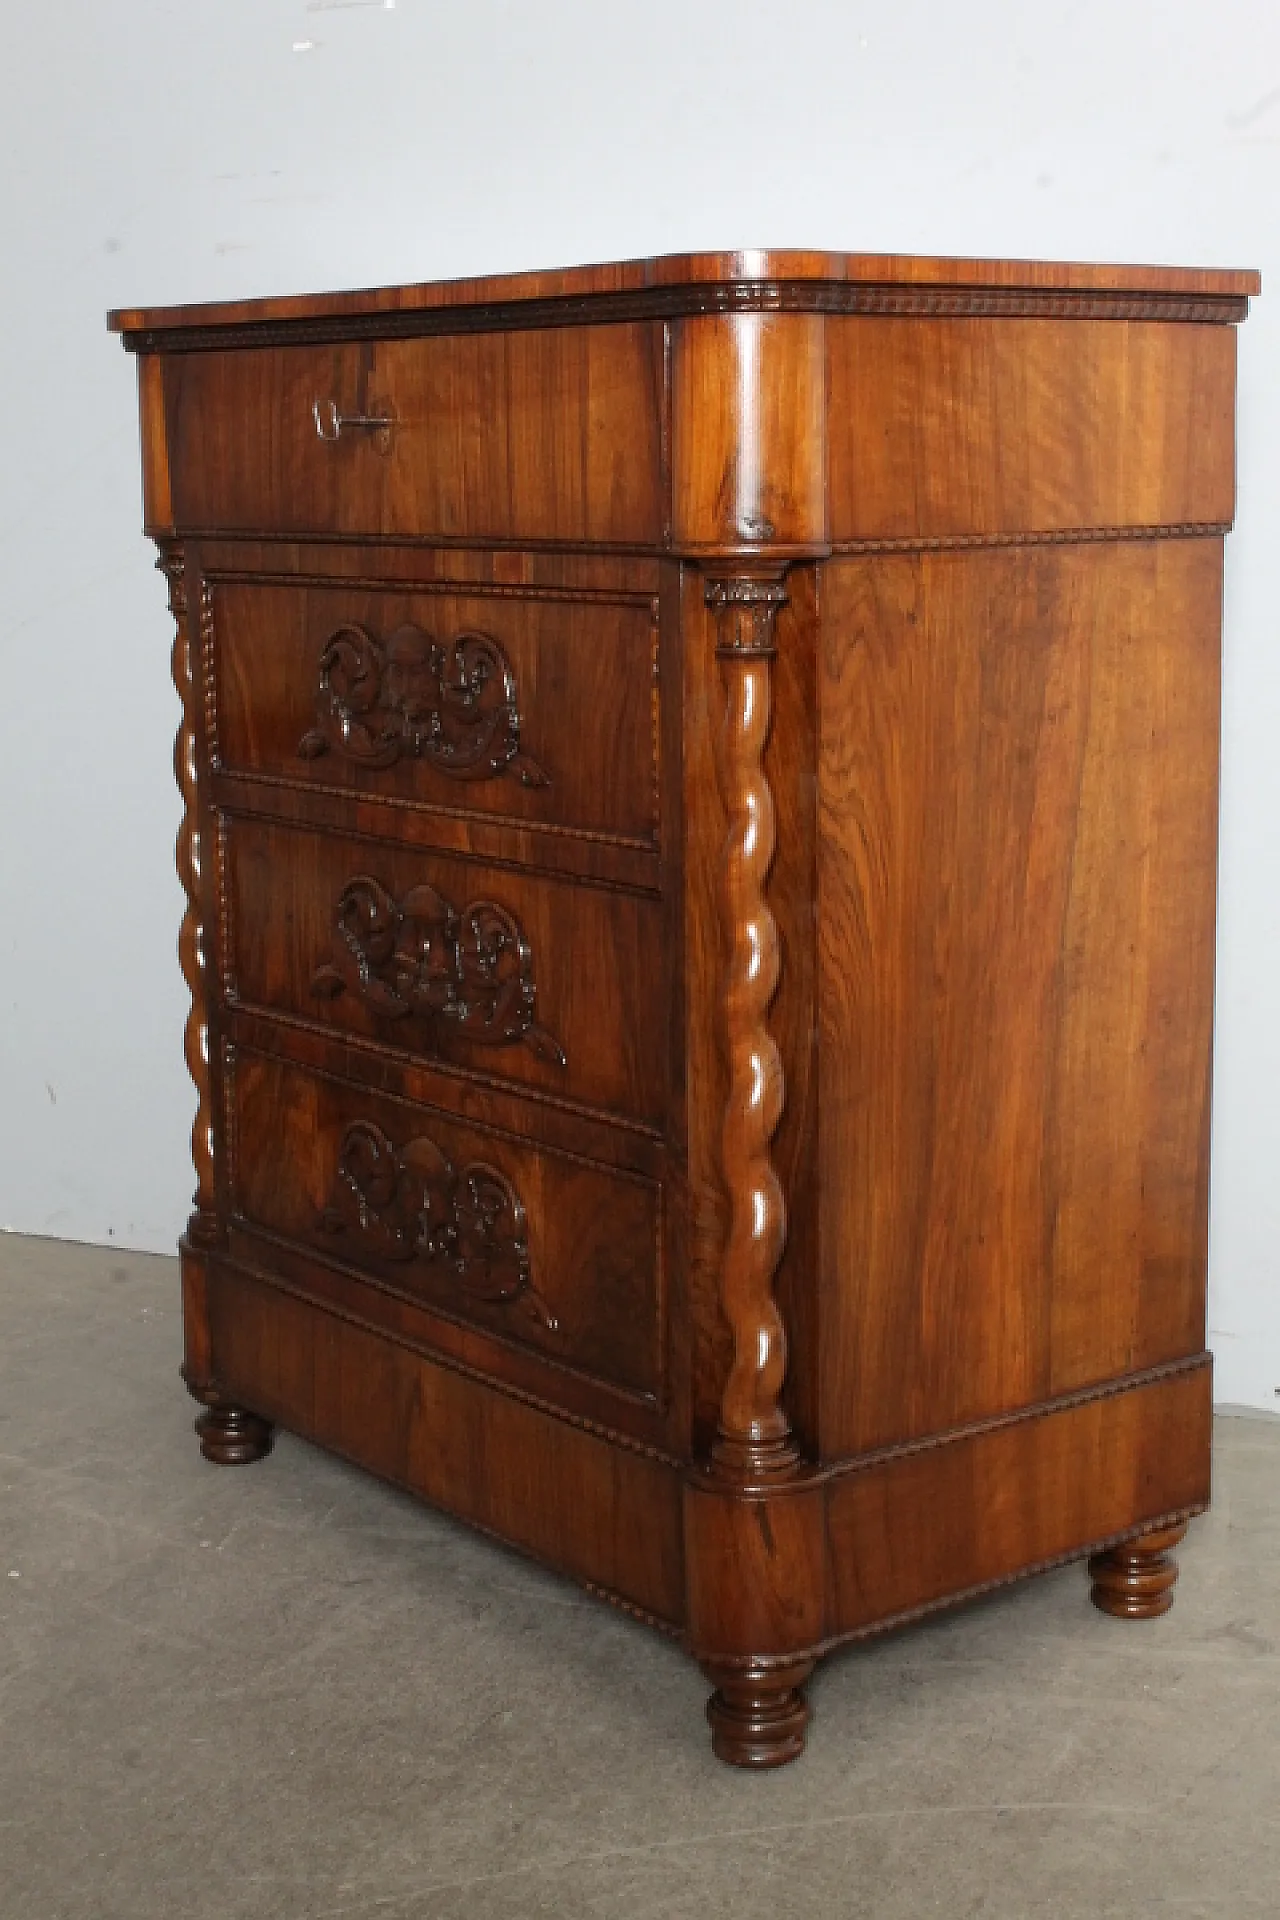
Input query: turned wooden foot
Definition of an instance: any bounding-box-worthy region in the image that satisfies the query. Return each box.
[702,1658,814,1768]
[194,1402,275,1466]
[1089,1521,1189,1619]
[183,1366,274,1466]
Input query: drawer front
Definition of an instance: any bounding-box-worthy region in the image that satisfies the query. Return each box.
[226,817,668,1127]
[231,1050,663,1402]
[162,327,665,543]
[210,573,660,849]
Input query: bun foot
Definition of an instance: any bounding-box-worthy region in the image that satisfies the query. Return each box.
[702,1658,815,1768]
[194,1402,274,1466]
[1089,1521,1189,1619]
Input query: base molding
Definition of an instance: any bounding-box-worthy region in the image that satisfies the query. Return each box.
[194,1255,1211,1733]
[822,1359,1211,1647]
[201,1255,686,1630]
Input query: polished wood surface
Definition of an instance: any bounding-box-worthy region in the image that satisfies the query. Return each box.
[113,249,1254,1767]
[825,1361,1210,1637]
[826,318,1238,542]
[816,538,1222,1456]
[108,247,1259,339]
[1089,1520,1191,1619]
[160,328,665,543]
[208,1259,687,1626]
[232,1048,664,1400]
[672,315,826,553]
[191,1389,275,1467]
[705,572,796,1481]
[227,817,667,1121]
[213,574,661,845]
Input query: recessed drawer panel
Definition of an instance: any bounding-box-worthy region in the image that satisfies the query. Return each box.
[231,1050,663,1403]
[209,574,660,849]
[162,327,664,543]
[226,817,668,1128]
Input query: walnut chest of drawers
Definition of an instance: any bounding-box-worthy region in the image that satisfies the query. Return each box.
[109,249,1257,1765]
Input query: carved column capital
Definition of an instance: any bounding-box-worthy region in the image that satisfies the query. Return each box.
[156,540,187,612]
[704,572,790,658]
[702,563,798,1484]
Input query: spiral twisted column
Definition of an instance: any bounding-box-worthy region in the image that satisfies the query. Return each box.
[158,543,218,1249]
[705,571,798,1483]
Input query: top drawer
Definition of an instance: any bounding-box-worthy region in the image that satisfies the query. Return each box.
[160,326,666,545]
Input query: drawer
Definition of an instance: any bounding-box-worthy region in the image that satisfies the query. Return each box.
[230,1050,663,1402]
[162,327,665,544]
[209,572,661,849]
[225,817,669,1128]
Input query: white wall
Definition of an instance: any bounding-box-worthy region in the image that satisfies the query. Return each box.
[2,0,1276,1408]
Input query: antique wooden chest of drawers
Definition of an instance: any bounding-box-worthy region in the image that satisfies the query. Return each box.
[110,250,1257,1765]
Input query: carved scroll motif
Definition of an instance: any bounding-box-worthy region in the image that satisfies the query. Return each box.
[297,622,550,788]
[311,874,566,1067]
[159,544,218,1246]
[320,1119,556,1330]
[705,571,798,1480]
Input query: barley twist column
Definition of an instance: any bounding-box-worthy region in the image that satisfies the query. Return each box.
[158,543,218,1249]
[705,571,798,1482]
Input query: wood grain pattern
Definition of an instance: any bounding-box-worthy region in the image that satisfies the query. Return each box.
[827,318,1237,542]
[136,355,174,532]
[816,541,1222,1456]
[112,247,1251,1767]
[162,327,665,544]
[206,1256,686,1625]
[108,247,1259,338]
[232,1049,665,1402]
[227,817,667,1125]
[223,1006,664,1173]
[825,1360,1209,1639]
[224,1212,673,1458]
[211,574,661,847]
[685,1476,826,1660]
[672,314,827,554]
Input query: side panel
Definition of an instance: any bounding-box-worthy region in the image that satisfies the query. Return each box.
[817,540,1222,1456]
[826,318,1236,543]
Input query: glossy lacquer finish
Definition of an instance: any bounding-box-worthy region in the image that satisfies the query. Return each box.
[110,249,1257,1766]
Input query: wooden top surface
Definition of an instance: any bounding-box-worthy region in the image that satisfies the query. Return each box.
[108,248,1260,335]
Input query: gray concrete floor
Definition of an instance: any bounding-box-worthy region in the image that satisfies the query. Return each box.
[2,1233,1277,1919]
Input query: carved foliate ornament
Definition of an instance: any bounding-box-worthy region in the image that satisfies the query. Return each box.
[310,873,566,1067]
[297,621,549,787]
[320,1119,556,1331]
